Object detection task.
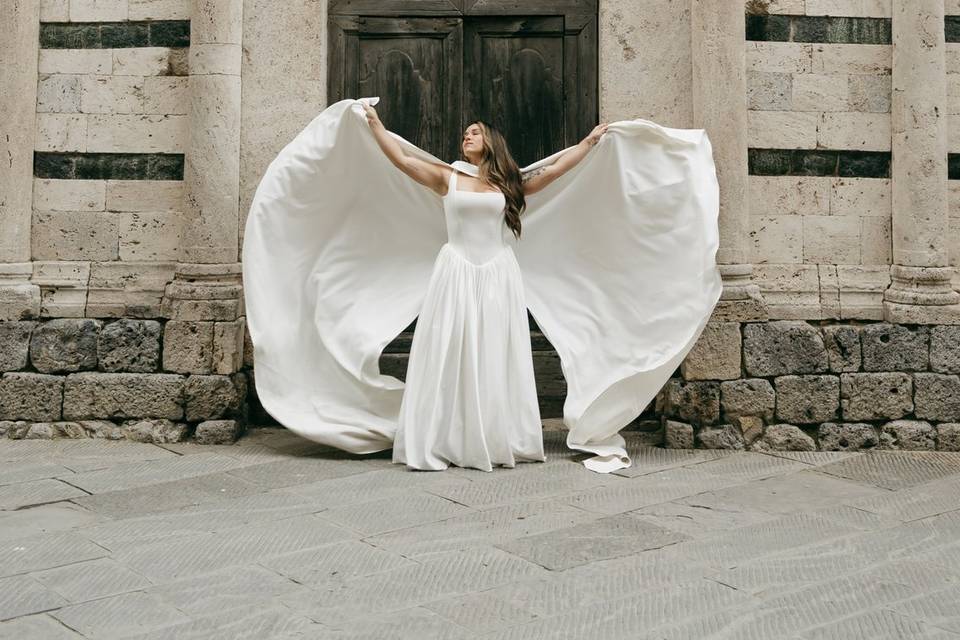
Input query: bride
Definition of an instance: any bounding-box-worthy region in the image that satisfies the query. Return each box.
[242,96,722,474]
[359,102,609,472]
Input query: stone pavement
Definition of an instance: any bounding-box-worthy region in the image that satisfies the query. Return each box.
[2,428,960,639]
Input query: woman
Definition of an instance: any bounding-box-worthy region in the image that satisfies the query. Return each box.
[242,97,722,474]
[360,103,609,472]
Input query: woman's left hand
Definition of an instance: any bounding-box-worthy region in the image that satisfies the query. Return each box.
[583,122,609,146]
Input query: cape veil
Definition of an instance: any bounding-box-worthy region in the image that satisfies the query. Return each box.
[241,96,723,474]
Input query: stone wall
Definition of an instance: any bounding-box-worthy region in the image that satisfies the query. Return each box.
[0,317,251,443]
[746,0,960,318]
[655,319,960,452]
[0,0,958,445]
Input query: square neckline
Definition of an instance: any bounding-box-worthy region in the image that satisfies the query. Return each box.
[444,169,503,197]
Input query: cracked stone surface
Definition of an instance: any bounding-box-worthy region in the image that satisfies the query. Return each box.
[2,428,960,639]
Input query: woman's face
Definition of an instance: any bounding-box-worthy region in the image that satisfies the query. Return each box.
[462,123,484,157]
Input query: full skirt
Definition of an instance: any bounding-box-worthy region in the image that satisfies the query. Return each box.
[392,243,547,472]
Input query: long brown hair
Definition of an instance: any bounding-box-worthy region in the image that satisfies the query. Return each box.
[463,120,526,240]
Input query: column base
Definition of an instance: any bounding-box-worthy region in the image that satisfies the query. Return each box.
[713,263,767,322]
[883,265,960,323]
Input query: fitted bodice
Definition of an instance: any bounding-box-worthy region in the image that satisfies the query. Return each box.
[442,168,508,265]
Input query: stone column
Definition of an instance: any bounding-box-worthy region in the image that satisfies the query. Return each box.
[885,0,960,322]
[161,0,246,374]
[690,0,764,320]
[0,0,42,320]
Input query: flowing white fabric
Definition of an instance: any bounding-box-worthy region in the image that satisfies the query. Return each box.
[242,96,723,474]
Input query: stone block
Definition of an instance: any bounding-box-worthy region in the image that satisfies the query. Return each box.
[680,321,741,381]
[80,75,145,114]
[112,47,180,76]
[748,176,830,217]
[720,378,775,422]
[106,180,183,212]
[743,320,829,376]
[32,210,119,261]
[660,379,720,426]
[747,110,819,148]
[63,372,184,420]
[811,43,891,75]
[696,424,745,450]
[840,372,912,421]
[0,421,30,438]
[830,177,891,217]
[129,0,191,21]
[0,373,64,421]
[118,211,181,261]
[861,323,929,372]
[746,42,814,74]
[663,419,694,449]
[86,114,187,154]
[750,423,816,452]
[36,74,82,113]
[748,70,792,110]
[143,76,189,114]
[735,415,765,445]
[914,373,960,422]
[0,321,36,371]
[162,321,214,373]
[818,112,891,151]
[747,215,803,264]
[774,374,840,424]
[120,418,189,443]
[39,49,112,74]
[213,318,245,374]
[3,421,32,438]
[848,74,891,112]
[35,114,87,152]
[97,319,161,372]
[33,179,105,212]
[70,0,130,21]
[823,324,861,372]
[936,423,960,451]
[802,215,861,264]
[184,374,244,422]
[878,419,935,451]
[818,422,879,451]
[30,318,101,373]
[931,325,960,373]
[23,421,89,439]
[792,72,848,111]
[194,419,243,444]
[79,419,125,439]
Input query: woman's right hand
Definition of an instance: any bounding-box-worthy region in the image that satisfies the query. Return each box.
[362,103,381,127]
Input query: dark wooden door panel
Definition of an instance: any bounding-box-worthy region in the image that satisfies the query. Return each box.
[329,16,463,161]
[464,17,566,166]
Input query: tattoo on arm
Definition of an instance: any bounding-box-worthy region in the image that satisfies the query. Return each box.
[522,166,548,183]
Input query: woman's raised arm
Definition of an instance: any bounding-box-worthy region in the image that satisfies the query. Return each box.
[523,122,609,196]
[362,103,449,197]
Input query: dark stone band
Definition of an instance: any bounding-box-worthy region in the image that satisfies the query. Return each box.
[34,152,185,181]
[40,20,190,49]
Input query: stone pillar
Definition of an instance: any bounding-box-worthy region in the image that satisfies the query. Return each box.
[885,0,960,322]
[0,0,42,321]
[690,0,764,320]
[161,0,245,374]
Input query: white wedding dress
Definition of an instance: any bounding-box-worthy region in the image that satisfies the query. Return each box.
[242,96,723,474]
[392,167,546,472]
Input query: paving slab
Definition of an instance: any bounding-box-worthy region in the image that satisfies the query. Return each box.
[0,430,959,639]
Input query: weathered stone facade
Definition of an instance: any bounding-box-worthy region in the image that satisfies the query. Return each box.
[656,320,960,451]
[0,0,958,449]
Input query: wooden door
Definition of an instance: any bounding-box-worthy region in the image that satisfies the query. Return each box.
[328,0,597,166]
